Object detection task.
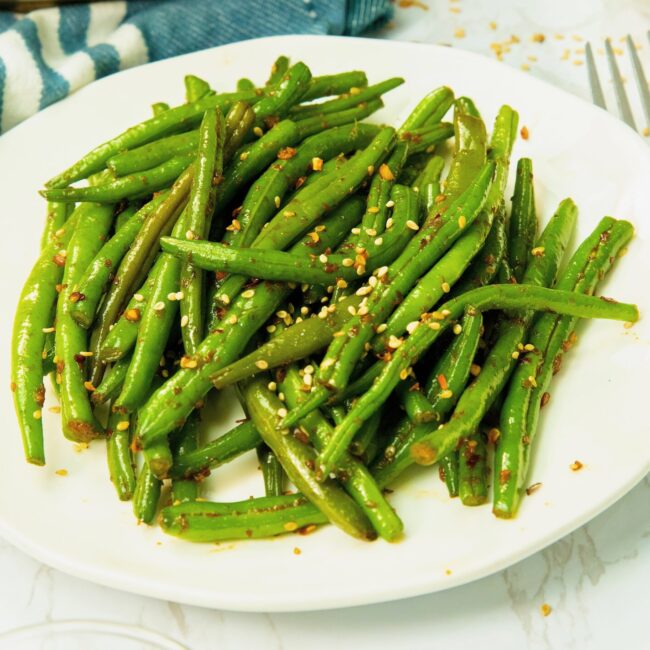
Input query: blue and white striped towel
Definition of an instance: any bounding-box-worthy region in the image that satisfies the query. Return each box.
[0,0,392,133]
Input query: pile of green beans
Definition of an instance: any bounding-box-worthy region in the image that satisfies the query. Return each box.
[11,57,638,546]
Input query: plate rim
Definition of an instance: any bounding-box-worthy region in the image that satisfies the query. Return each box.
[1,33,649,612]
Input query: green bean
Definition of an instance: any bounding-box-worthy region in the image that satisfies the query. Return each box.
[137,191,356,449]
[132,460,162,524]
[209,295,363,389]
[115,202,141,231]
[396,378,437,424]
[375,105,516,348]
[508,158,537,283]
[170,420,262,479]
[409,199,580,467]
[91,355,131,405]
[106,410,135,501]
[160,495,328,542]
[294,98,384,140]
[151,102,169,115]
[180,108,225,354]
[301,71,368,102]
[449,201,508,296]
[282,161,495,429]
[267,56,289,86]
[352,282,637,477]
[458,432,488,505]
[98,256,161,362]
[88,167,191,382]
[349,408,382,458]
[257,444,286,497]
[279,367,403,541]
[217,123,378,259]
[107,131,199,177]
[41,201,71,248]
[42,152,195,204]
[493,217,632,518]
[114,255,180,413]
[185,74,212,102]
[237,78,255,92]
[399,86,454,132]
[171,414,202,504]
[241,376,376,541]
[46,90,262,188]
[213,125,393,310]
[252,62,312,122]
[11,208,85,464]
[412,154,444,205]
[71,192,170,328]
[399,122,454,154]
[290,78,403,119]
[371,310,483,488]
[56,202,114,442]
[222,101,256,163]
[217,119,301,210]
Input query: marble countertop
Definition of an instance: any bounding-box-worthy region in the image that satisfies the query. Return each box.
[1,1,648,648]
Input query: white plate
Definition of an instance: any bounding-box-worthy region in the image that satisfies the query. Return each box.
[0,35,649,613]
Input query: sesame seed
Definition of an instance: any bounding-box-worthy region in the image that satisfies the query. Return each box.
[303,373,313,386]
[356,285,372,296]
[277,407,288,418]
[356,266,365,276]
[453,323,462,335]
[441,282,451,293]
[458,215,467,229]
[266,324,276,333]
[365,228,377,237]
[239,151,250,161]
[512,351,520,359]
[374,237,384,246]
[116,421,130,431]
[283,210,296,217]
[253,126,264,137]
[336,279,348,289]
[267,381,277,391]
[358,304,369,316]
[48,406,61,414]
[376,266,388,278]
[379,163,395,181]
[524,343,535,351]
[42,326,55,333]
[351,227,361,235]
[388,335,403,349]
[531,246,545,257]
[406,220,419,231]
[167,292,177,301]
[180,356,199,369]
[134,293,144,302]
[228,314,238,325]
[454,27,466,38]
[367,206,380,214]
[406,321,419,334]
[55,469,68,476]
[367,165,375,176]
[342,258,354,267]
[376,323,387,333]
[311,157,323,171]
[277,310,288,318]
[255,360,269,370]
[439,389,453,399]
[527,375,538,387]
[319,254,328,263]
[347,306,356,316]
[153,301,165,311]
[385,200,395,209]
[540,604,552,617]
[274,195,281,208]
[33,409,42,420]
[83,381,95,391]
[186,229,198,240]
[242,289,255,298]
[180,315,189,327]
[399,368,410,380]
[220,294,230,305]
[429,322,441,331]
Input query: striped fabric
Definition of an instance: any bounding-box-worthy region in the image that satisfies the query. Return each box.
[0,0,392,132]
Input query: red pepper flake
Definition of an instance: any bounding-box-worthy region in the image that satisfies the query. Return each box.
[570,460,583,471]
[379,163,395,181]
[293,547,302,555]
[277,147,298,160]
[294,176,306,190]
[52,253,66,267]
[124,308,141,322]
[437,373,448,390]
[520,125,530,140]
[69,291,85,303]
[540,391,551,407]
[540,603,552,617]
[499,469,511,484]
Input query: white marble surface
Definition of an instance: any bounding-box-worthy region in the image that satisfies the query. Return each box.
[1,1,649,648]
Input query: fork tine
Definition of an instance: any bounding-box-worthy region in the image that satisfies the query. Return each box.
[586,43,606,109]
[627,35,650,129]
[605,38,637,130]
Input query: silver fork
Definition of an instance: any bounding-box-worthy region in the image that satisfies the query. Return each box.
[585,34,650,134]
